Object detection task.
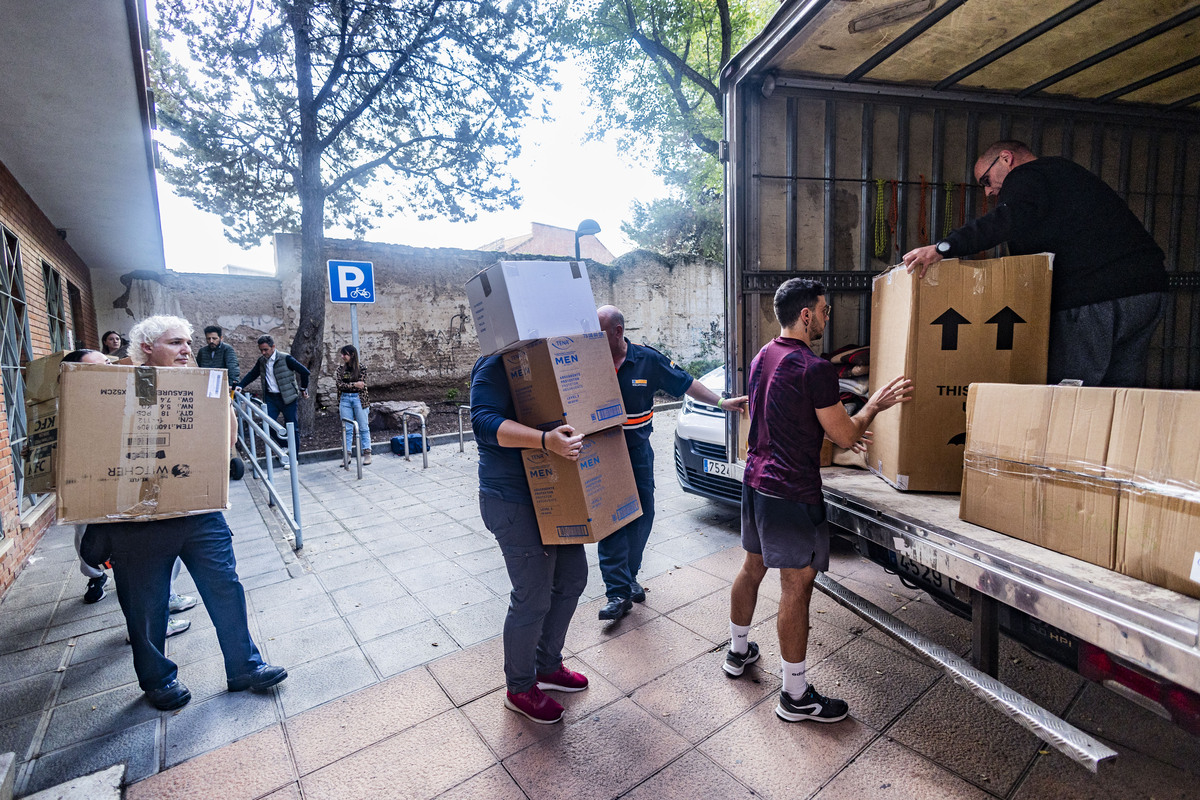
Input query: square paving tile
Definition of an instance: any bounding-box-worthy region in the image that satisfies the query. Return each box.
[1065,681,1200,775]
[813,736,993,800]
[56,649,140,704]
[699,699,877,800]
[1012,738,1200,799]
[313,559,391,592]
[394,561,471,594]
[300,709,494,799]
[126,724,293,800]
[414,576,493,617]
[275,647,376,718]
[253,592,340,639]
[0,643,65,685]
[623,750,759,800]
[41,682,160,752]
[803,635,939,731]
[23,718,159,796]
[436,596,508,648]
[360,620,460,677]
[344,595,430,641]
[435,763,527,800]
[0,712,40,761]
[164,689,280,767]
[0,672,58,725]
[426,636,507,707]
[641,565,730,614]
[575,616,711,694]
[631,649,779,742]
[286,667,453,774]
[664,586,778,646]
[259,616,358,669]
[503,697,690,800]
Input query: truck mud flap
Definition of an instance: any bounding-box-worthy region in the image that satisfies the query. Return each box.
[814,572,1118,773]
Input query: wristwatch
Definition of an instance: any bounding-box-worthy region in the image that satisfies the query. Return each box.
[935,240,952,256]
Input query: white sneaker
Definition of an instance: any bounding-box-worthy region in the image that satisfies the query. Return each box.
[166,617,191,637]
[169,593,197,613]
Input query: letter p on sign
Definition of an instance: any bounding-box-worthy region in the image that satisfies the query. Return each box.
[328,260,375,303]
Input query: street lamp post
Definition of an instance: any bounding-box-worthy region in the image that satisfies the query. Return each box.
[574,219,601,260]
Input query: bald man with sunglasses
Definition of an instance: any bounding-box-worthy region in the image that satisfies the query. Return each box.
[902,140,1168,388]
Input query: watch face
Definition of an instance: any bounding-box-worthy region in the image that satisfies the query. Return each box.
[937,241,950,254]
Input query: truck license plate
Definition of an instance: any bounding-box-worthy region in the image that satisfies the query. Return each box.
[896,553,958,594]
[703,458,734,478]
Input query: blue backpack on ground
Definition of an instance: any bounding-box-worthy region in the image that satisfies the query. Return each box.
[390,433,429,455]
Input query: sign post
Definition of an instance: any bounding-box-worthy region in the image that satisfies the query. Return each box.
[327,260,376,350]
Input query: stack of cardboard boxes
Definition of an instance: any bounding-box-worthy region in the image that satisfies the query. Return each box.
[467,261,642,545]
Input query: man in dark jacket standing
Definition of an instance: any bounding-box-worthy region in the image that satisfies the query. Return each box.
[902,140,1168,387]
[196,325,240,385]
[236,335,310,467]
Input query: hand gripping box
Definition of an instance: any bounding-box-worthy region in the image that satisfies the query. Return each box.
[56,364,231,524]
[868,254,1053,492]
[522,426,642,545]
[503,333,626,437]
[466,260,601,357]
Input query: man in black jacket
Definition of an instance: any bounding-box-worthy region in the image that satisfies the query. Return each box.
[902,140,1167,387]
[196,325,240,385]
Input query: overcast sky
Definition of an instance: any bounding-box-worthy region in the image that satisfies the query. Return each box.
[158,60,668,274]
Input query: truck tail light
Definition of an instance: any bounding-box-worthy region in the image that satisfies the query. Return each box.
[1078,642,1200,735]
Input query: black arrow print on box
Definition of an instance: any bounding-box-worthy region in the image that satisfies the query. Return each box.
[931,308,970,350]
[985,306,1026,350]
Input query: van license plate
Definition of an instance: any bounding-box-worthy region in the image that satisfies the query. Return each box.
[703,459,734,478]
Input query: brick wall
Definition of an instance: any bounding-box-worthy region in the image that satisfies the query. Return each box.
[0,160,101,597]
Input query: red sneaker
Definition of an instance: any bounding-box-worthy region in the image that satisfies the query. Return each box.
[504,685,564,724]
[536,663,589,693]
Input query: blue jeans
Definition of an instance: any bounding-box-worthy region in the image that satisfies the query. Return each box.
[99,512,264,691]
[597,439,655,600]
[479,495,587,693]
[340,394,370,453]
[265,392,299,450]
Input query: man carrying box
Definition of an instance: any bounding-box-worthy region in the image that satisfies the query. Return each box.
[901,140,1168,388]
[471,354,592,725]
[80,315,286,711]
[725,280,911,723]
[594,305,747,622]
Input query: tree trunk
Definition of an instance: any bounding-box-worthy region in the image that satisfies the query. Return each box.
[288,0,324,437]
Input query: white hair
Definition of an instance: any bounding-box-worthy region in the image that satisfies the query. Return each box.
[127,315,194,365]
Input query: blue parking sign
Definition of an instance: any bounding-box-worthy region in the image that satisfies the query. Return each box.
[328,260,375,303]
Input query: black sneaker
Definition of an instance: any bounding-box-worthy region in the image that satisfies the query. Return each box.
[630,582,646,603]
[598,597,632,621]
[83,574,107,604]
[723,641,760,677]
[775,683,849,723]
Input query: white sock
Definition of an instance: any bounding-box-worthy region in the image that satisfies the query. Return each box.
[782,658,808,698]
[730,622,751,655]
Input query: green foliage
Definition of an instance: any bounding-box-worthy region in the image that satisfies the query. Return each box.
[568,0,771,257]
[683,357,721,379]
[152,0,567,249]
[445,387,460,403]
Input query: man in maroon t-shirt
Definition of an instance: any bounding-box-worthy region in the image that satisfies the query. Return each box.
[723,278,911,723]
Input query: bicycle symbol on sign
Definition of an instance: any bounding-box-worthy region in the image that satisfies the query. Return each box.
[349,287,373,300]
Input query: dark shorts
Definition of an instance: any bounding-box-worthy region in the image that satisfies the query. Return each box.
[740,483,830,571]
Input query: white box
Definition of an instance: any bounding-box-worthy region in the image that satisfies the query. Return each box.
[466,261,600,356]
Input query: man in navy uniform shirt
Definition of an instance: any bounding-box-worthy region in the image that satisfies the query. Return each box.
[595,305,747,621]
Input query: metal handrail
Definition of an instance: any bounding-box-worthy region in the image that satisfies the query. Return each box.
[401,410,428,468]
[458,405,471,452]
[233,392,303,549]
[341,418,363,479]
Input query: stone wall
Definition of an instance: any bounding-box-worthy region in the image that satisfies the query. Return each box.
[98,235,724,405]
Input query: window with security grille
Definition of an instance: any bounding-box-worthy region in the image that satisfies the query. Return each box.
[67,282,84,350]
[43,262,67,352]
[2,227,34,512]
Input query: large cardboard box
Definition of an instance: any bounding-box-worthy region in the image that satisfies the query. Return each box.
[1109,390,1200,598]
[24,351,67,493]
[503,334,626,436]
[466,260,601,357]
[868,254,1053,491]
[960,384,1119,567]
[57,364,231,523]
[522,426,642,545]
[961,383,1200,598]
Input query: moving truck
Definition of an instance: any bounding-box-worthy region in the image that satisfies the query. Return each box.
[687,0,1200,770]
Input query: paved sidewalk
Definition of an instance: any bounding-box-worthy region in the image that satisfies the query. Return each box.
[1,412,1199,798]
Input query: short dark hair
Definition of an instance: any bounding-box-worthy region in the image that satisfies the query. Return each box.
[774,278,825,328]
[62,349,100,363]
[257,335,274,347]
[204,325,222,336]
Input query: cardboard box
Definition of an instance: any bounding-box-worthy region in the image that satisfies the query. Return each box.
[466,260,601,357]
[1109,390,1200,598]
[960,384,1119,568]
[503,334,626,436]
[960,383,1200,598]
[57,364,231,523]
[522,426,642,545]
[867,254,1053,491]
[23,351,67,493]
